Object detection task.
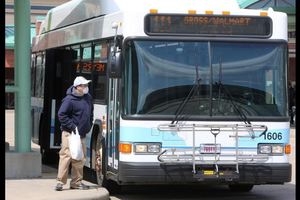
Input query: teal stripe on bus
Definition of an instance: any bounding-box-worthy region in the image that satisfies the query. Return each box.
[120,126,290,147]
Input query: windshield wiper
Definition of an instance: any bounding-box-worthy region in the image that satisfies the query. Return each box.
[171,65,201,124]
[216,60,251,125]
[215,60,268,138]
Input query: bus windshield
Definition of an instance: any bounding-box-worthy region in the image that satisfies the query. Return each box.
[124,40,288,119]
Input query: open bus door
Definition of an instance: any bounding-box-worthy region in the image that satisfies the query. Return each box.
[40,49,77,163]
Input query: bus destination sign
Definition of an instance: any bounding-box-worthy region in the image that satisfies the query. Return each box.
[145,14,272,37]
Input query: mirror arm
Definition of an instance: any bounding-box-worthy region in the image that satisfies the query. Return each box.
[112,22,119,55]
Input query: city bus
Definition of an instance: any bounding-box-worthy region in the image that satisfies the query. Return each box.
[31,0,291,192]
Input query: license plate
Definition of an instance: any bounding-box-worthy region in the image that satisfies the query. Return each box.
[200,144,221,154]
[203,170,215,175]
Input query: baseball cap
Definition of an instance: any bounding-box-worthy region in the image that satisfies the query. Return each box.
[73,76,91,87]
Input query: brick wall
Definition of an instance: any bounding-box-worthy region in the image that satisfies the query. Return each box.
[5,49,14,68]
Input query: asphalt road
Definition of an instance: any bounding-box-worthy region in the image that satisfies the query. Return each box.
[109,183,295,200]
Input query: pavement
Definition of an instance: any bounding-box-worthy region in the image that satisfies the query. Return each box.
[5,110,110,200]
[5,176,110,200]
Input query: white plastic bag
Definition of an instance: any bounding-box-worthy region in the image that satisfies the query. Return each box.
[68,127,83,160]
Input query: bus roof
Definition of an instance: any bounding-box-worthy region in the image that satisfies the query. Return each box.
[32,0,287,52]
[38,0,240,35]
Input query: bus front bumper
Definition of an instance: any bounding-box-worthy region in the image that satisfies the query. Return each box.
[117,162,291,185]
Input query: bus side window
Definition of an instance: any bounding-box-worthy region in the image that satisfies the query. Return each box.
[93,42,108,102]
[93,76,106,101]
[40,54,45,98]
[71,46,81,74]
[35,54,44,98]
[81,45,93,85]
[31,54,36,96]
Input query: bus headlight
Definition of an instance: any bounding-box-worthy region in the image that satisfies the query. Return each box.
[135,144,148,153]
[258,144,271,154]
[271,145,284,154]
[258,144,284,155]
[134,143,161,154]
[148,144,161,153]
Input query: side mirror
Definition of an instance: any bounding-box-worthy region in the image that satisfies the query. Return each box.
[108,51,122,78]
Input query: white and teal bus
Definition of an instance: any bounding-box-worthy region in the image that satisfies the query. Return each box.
[31,0,291,192]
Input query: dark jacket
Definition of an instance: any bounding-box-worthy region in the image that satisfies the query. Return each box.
[58,86,94,137]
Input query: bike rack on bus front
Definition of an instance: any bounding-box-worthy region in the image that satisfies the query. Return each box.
[157,123,268,180]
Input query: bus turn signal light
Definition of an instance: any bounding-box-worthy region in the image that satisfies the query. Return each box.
[285,144,291,154]
[260,11,268,16]
[205,10,213,15]
[150,9,158,14]
[222,11,230,15]
[188,10,196,14]
[119,143,132,153]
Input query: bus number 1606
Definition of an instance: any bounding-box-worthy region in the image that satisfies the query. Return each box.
[260,132,282,140]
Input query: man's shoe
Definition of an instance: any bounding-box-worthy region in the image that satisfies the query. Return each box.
[55,183,63,191]
[70,183,89,190]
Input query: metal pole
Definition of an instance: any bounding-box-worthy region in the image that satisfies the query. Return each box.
[192,124,196,174]
[14,0,31,152]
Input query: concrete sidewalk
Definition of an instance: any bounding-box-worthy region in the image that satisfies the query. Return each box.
[5,162,110,200]
[5,179,110,200]
[5,149,110,200]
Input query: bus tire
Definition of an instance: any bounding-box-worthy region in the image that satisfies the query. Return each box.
[103,179,122,194]
[95,133,106,186]
[94,133,122,194]
[228,184,254,192]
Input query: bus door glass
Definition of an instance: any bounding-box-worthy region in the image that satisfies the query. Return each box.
[31,53,44,144]
[107,78,120,169]
[107,46,120,170]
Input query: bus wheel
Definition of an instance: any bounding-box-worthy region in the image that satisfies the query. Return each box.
[95,134,105,186]
[94,134,122,193]
[228,184,254,192]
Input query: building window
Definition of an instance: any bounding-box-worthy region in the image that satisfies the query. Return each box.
[288,31,296,39]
